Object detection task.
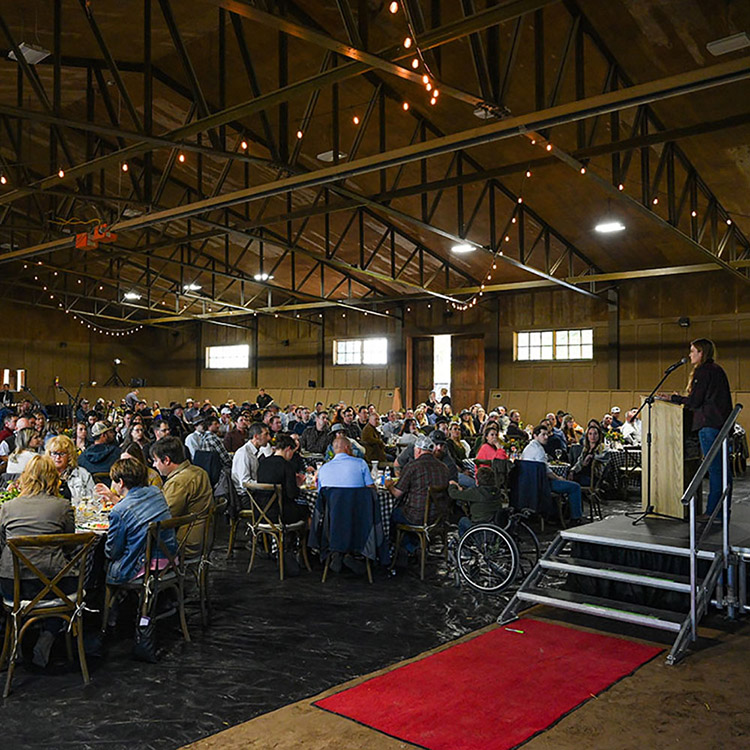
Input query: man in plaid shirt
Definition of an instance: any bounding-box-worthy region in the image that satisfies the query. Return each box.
[200,416,232,470]
[386,434,450,525]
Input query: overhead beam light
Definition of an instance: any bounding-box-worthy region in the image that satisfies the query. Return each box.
[253,273,274,281]
[316,150,348,162]
[7,42,51,65]
[451,243,475,254]
[707,32,750,56]
[594,220,626,234]
[123,291,142,301]
[183,283,202,291]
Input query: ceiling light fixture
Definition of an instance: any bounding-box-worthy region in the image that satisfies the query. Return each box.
[316,149,347,162]
[124,291,142,301]
[253,273,274,281]
[7,42,51,65]
[451,243,474,254]
[183,283,201,291]
[594,220,626,234]
[707,32,750,56]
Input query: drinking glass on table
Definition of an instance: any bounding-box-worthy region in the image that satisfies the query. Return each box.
[554,449,564,462]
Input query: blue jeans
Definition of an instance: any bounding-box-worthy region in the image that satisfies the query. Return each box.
[699,427,733,516]
[458,472,476,489]
[391,506,419,553]
[550,478,583,519]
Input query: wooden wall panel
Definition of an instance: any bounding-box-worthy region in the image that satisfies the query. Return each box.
[451,335,485,409]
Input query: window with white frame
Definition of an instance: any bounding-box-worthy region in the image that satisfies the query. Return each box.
[334,338,388,365]
[205,344,250,369]
[515,329,593,361]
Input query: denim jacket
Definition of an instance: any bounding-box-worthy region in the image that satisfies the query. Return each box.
[105,484,177,584]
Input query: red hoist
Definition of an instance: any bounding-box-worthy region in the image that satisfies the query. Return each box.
[74,223,118,250]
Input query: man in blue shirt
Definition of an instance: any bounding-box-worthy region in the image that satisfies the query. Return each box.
[318,435,374,489]
[522,424,584,523]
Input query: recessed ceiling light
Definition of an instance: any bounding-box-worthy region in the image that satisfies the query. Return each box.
[123,291,141,301]
[451,243,475,254]
[594,220,626,234]
[183,283,201,291]
[707,32,750,56]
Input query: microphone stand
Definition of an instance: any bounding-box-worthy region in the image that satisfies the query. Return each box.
[629,364,685,526]
[55,380,83,428]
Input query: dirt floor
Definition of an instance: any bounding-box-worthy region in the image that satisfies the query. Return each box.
[184,611,750,750]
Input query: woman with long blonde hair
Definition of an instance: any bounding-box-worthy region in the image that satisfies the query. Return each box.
[46,434,96,502]
[0,455,75,668]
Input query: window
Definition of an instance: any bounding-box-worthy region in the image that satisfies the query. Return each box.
[514,329,593,361]
[333,338,388,365]
[205,344,250,369]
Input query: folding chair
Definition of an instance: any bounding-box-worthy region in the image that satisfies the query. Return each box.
[101,513,198,647]
[391,485,449,581]
[243,482,311,581]
[185,500,226,627]
[0,532,98,698]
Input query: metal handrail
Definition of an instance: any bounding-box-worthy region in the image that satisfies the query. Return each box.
[683,403,742,646]
[681,403,743,505]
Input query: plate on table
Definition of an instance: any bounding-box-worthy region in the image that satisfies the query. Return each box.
[78,520,109,531]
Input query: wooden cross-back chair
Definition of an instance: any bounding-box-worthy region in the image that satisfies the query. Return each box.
[0,532,98,698]
[101,513,199,645]
[185,499,226,628]
[243,482,310,581]
[390,485,449,581]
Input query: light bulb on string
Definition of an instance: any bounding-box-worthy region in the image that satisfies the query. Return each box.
[411,58,419,69]
[178,153,186,163]
[422,75,429,84]
[430,97,436,105]
[58,168,65,178]
[121,163,129,172]
[618,183,624,191]
[426,82,432,91]
[240,139,248,150]
[0,175,6,185]
[296,129,303,139]
[389,1,398,13]
[402,102,409,111]
[352,115,360,125]
[403,36,412,48]
[545,143,552,151]
[525,170,532,178]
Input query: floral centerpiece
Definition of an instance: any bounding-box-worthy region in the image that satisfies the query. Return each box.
[501,437,523,456]
[604,430,623,444]
[0,480,20,505]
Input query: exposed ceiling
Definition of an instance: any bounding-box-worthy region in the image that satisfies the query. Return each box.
[0,0,748,332]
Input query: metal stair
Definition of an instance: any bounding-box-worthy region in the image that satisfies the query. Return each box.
[498,527,726,664]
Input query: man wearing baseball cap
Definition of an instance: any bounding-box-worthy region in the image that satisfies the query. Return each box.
[386,433,449,527]
[610,406,623,430]
[79,421,120,475]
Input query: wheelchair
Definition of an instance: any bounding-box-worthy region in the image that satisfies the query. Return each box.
[454,506,541,594]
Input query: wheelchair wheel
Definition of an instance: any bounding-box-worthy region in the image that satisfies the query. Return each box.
[457,524,519,594]
[507,519,540,578]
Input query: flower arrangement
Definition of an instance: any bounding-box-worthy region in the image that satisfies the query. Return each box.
[604,430,623,444]
[501,437,522,455]
[0,480,20,505]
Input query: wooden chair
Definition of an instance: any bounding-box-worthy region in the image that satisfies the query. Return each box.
[185,499,226,627]
[101,513,199,645]
[580,458,605,522]
[390,485,449,581]
[243,482,311,581]
[0,532,98,698]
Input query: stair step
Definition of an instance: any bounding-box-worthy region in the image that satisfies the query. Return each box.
[560,528,717,560]
[540,556,692,592]
[516,586,685,632]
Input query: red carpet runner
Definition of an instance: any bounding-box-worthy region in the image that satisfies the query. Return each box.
[315,618,661,750]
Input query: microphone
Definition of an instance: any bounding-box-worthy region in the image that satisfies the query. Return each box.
[664,356,689,375]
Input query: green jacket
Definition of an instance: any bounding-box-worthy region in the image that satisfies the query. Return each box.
[449,484,503,524]
[162,461,214,557]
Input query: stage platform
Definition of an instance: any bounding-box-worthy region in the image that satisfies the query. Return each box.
[560,501,750,558]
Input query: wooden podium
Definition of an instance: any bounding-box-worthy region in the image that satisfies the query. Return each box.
[641,398,686,519]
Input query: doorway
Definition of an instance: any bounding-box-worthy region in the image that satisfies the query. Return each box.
[410,334,484,410]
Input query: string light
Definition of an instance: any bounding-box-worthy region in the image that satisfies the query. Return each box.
[240,139,248,150]
[691,210,697,217]
[727,218,732,225]
[580,166,586,174]
[402,102,409,111]
[296,129,303,139]
[403,36,412,48]
[389,1,398,13]
[525,170,532,178]
[411,58,419,69]
[545,143,552,151]
[517,197,523,204]
[422,75,429,84]
[178,153,186,163]
[58,168,65,178]
[652,197,659,205]
[0,175,6,185]
[121,163,129,172]
[352,115,360,125]
[618,183,624,191]
[430,97,436,105]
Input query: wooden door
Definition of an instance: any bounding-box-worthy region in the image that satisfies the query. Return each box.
[451,335,485,411]
[412,337,434,407]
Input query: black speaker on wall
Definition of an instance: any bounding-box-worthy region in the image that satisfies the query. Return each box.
[308,380,316,388]
[130,377,146,387]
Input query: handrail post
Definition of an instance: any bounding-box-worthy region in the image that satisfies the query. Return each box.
[689,494,697,642]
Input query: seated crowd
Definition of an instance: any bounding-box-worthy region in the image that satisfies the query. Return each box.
[0,386,644,668]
